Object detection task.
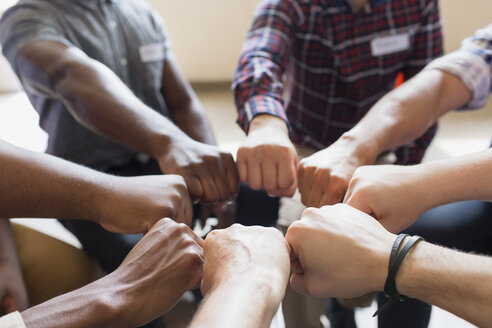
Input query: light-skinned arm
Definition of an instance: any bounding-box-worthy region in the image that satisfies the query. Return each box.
[0,139,192,232]
[19,218,204,328]
[298,69,471,208]
[233,0,300,197]
[345,148,492,233]
[15,41,237,203]
[189,225,290,328]
[286,204,492,327]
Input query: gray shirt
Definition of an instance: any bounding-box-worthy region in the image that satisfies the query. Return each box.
[0,0,171,169]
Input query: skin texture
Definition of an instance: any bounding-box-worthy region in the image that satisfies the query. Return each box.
[16,41,238,204]
[19,219,204,328]
[345,149,492,233]
[298,69,471,208]
[286,204,492,327]
[0,139,193,232]
[286,204,393,299]
[236,115,298,197]
[190,224,290,328]
[0,220,29,316]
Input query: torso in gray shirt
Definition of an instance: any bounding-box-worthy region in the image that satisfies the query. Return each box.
[0,0,171,169]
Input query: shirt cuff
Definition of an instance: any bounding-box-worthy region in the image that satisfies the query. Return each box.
[237,95,290,133]
[0,312,27,328]
[424,51,491,110]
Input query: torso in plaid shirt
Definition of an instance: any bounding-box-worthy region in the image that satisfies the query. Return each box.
[233,0,443,164]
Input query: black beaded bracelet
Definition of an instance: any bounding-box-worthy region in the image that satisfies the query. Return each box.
[373,233,424,317]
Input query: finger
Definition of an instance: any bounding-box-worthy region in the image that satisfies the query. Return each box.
[222,153,239,197]
[200,204,212,227]
[306,171,325,207]
[213,169,231,202]
[318,188,344,207]
[262,160,278,192]
[277,154,297,191]
[236,149,249,183]
[200,174,220,203]
[183,191,193,227]
[247,160,263,190]
[188,228,205,248]
[297,163,305,196]
[185,175,204,203]
[290,273,309,295]
[300,168,315,205]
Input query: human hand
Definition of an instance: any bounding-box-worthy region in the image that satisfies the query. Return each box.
[0,258,29,315]
[158,137,239,203]
[200,201,236,230]
[345,165,433,233]
[237,115,297,197]
[298,137,374,207]
[286,204,394,299]
[95,174,193,234]
[112,218,204,327]
[201,224,290,302]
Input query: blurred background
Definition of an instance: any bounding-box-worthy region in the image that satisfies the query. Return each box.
[0,1,491,327]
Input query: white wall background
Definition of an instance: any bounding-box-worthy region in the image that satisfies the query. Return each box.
[1,0,492,87]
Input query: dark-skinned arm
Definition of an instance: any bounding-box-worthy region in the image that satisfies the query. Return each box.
[162,53,216,145]
[0,139,192,232]
[15,41,237,203]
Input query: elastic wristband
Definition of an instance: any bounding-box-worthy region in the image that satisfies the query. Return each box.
[373,233,424,317]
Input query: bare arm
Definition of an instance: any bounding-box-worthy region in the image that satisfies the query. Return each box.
[286,204,492,327]
[343,69,471,163]
[190,225,290,328]
[17,41,183,160]
[297,69,471,207]
[0,139,192,232]
[345,148,492,233]
[16,41,237,203]
[162,54,216,145]
[397,241,492,327]
[19,219,203,328]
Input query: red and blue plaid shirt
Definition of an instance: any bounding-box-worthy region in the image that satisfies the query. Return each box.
[233,0,443,164]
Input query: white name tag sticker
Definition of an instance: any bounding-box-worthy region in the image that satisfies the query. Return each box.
[139,43,165,63]
[371,33,410,56]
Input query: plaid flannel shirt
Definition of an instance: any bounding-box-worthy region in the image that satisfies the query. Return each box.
[425,23,492,110]
[233,0,443,164]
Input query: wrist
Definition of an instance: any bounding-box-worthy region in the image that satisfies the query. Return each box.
[393,239,427,297]
[249,115,289,136]
[336,132,380,166]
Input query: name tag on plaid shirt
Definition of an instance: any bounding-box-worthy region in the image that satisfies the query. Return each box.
[371,33,410,56]
[139,43,166,63]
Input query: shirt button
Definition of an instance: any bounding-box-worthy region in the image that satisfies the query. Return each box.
[120,58,128,66]
[109,20,117,29]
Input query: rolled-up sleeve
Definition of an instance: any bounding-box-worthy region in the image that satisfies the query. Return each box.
[424,24,492,110]
[232,0,303,133]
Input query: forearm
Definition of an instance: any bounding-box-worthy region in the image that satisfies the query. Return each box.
[55,57,186,159]
[414,149,492,208]
[21,275,124,328]
[343,70,471,162]
[396,242,492,327]
[171,99,216,145]
[0,140,111,221]
[190,280,282,328]
[17,43,187,160]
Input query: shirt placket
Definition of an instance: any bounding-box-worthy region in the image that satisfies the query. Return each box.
[101,0,129,82]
